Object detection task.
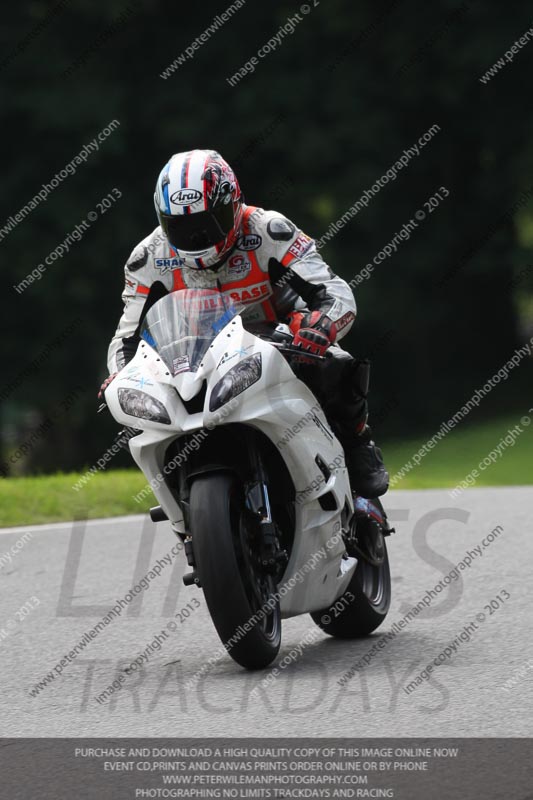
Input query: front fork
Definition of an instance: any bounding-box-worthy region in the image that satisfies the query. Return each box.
[179,432,287,586]
[243,434,287,575]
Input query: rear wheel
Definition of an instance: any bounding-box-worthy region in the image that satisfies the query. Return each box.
[311,512,391,638]
[190,472,281,669]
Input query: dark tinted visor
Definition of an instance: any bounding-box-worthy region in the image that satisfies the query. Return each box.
[160,202,234,252]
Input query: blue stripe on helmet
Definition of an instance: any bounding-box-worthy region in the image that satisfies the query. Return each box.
[162,183,170,214]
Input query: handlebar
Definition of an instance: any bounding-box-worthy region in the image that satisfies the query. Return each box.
[269,341,329,362]
[244,322,329,362]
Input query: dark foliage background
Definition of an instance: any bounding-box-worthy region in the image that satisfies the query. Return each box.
[2,0,532,474]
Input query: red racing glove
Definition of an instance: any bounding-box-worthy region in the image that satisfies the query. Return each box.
[288,311,336,356]
[98,373,117,400]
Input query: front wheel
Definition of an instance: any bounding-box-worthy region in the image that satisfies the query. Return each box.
[311,513,391,638]
[190,472,281,669]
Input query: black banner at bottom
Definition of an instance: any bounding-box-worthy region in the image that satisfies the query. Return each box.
[1,738,531,800]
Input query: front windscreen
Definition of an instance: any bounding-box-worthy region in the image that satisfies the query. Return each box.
[140,289,239,375]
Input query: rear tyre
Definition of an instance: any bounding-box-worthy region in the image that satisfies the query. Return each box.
[190,472,281,669]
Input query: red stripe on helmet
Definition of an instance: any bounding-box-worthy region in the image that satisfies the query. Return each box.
[203,153,209,211]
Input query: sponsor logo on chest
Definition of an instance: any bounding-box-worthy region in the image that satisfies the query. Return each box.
[237,233,262,251]
[154,257,185,273]
[228,254,252,276]
[226,282,271,304]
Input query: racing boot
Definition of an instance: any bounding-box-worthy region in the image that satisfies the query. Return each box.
[293,354,389,497]
[343,424,389,498]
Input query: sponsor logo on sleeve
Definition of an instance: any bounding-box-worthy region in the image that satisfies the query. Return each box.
[287,233,314,259]
[170,188,203,206]
[334,310,356,334]
[267,217,296,241]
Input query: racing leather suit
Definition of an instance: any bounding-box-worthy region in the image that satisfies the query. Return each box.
[108,205,356,372]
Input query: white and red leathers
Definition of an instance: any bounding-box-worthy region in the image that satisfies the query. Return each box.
[107,205,356,373]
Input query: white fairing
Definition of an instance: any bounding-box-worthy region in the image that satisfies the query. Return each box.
[105,313,357,618]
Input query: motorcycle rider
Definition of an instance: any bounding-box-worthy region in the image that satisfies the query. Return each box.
[101,149,388,498]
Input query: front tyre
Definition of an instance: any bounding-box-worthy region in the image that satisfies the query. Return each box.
[190,472,281,669]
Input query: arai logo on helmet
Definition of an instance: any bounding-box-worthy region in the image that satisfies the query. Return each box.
[170,189,202,206]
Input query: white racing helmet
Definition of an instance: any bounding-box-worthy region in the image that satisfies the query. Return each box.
[154,149,244,270]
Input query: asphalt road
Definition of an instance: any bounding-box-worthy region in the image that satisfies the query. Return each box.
[1,487,532,737]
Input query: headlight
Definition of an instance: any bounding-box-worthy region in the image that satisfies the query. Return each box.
[118,388,171,424]
[209,354,262,412]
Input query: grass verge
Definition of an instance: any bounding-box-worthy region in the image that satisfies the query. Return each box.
[0,415,531,527]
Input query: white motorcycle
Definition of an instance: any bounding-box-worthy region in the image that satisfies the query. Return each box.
[105,288,393,669]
